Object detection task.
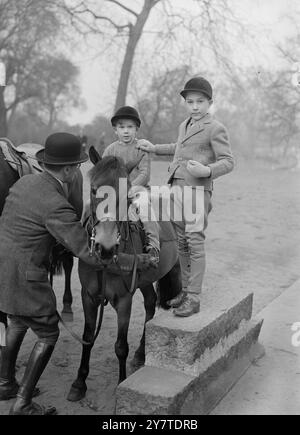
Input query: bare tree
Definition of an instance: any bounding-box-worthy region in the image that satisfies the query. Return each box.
[61,0,246,112]
[132,65,190,142]
[62,0,161,111]
[0,0,61,136]
[23,56,81,134]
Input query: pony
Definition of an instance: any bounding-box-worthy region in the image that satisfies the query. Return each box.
[0,139,79,318]
[67,148,181,402]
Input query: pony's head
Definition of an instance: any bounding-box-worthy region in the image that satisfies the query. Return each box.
[88,146,131,261]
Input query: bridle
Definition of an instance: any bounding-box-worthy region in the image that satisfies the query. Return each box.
[59,186,140,347]
[85,186,140,344]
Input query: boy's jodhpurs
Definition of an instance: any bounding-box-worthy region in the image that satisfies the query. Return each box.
[171,179,212,295]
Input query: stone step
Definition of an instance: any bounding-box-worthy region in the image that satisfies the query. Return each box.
[146,293,254,377]
[116,318,264,415]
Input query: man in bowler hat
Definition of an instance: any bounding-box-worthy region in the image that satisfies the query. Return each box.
[0,133,150,415]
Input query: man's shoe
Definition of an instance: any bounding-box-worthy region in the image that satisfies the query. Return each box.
[9,399,56,415]
[167,291,187,308]
[173,294,200,317]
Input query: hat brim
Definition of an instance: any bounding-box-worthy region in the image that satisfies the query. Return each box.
[34,149,89,165]
[180,89,212,99]
[111,115,141,128]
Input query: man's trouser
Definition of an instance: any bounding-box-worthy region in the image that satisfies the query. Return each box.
[7,313,60,346]
[171,179,212,295]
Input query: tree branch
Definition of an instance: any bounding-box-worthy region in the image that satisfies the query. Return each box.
[105,0,139,18]
[62,2,131,33]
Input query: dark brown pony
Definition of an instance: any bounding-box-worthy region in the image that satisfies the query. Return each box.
[67,149,181,402]
[0,139,79,319]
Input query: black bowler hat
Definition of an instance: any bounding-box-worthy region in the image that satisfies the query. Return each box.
[180,77,213,100]
[35,133,88,165]
[111,106,141,128]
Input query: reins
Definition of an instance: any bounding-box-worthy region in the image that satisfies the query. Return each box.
[59,190,140,347]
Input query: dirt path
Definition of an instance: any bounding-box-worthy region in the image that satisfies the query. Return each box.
[0,160,299,415]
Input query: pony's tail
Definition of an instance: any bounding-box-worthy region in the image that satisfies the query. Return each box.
[156,260,182,310]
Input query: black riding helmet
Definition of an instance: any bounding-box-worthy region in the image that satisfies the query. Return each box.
[111,106,141,128]
[180,77,213,100]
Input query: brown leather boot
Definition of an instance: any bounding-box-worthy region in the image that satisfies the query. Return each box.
[9,342,56,415]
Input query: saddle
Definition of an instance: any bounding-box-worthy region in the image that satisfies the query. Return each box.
[0,138,41,177]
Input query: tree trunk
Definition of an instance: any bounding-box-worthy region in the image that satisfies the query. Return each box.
[114,0,158,111]
[0,87,7,137]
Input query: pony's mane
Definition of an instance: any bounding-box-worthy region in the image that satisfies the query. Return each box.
[89,156,130,188]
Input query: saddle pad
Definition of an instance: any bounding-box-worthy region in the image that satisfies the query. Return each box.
[0,138,32,176]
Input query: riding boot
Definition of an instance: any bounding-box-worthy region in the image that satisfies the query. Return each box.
[9,342,57,415]
[0,325,27,400]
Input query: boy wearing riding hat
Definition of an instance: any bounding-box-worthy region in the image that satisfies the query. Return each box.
[0,133,155,415]
[138,77,234,317]
[103,106,160,264]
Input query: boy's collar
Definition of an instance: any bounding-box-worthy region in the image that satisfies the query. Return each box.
[189,112,211,125]
[182,113,212,143]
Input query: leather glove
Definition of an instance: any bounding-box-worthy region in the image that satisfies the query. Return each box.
[186,160,211,178]
[136,139,156,153]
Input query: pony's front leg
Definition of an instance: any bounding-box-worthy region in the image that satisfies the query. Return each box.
[131,284,156,371]
[67,289,98,402]
[114,294,132,384]
[62,252,74,315]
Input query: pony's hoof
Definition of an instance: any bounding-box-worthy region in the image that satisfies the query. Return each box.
[61,310,74,323]
[67,384,87,402]
[62,304,73,314]
[130,354,145,372]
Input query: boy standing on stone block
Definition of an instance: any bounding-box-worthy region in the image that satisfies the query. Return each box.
[138,77,234,317]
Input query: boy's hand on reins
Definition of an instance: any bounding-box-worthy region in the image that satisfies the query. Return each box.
[136,139,156,153]
[187,160,212,178]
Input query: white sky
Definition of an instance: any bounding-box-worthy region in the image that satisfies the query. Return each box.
[67,0,300,125]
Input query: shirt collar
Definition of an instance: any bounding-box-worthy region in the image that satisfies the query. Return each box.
[45,170,64,188]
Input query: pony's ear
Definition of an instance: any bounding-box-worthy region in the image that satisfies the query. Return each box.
[89,146,101,165]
